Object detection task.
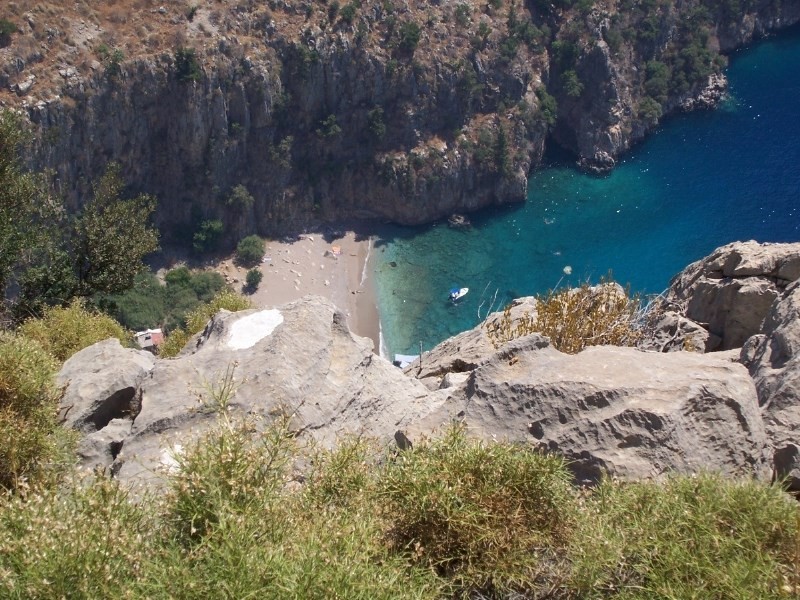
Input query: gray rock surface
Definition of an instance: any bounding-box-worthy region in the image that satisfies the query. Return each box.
[57,339,155,433]
[75,418,132,474]
[667,241,800,350]
[113,297,445,486]
[741,280,800,488]
[639,310,715,353]
[405,296,539,389]
[406,338,770,485]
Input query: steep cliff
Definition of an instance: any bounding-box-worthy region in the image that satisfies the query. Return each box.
[0,0,797,239]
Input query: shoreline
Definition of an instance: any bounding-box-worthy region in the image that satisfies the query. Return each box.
[214,229,382,354]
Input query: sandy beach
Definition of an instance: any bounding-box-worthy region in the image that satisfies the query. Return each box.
[214,231,381,353]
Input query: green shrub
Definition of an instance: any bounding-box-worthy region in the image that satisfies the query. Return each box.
[367,106,386,140]
[569,475,800,598]
[638,96,663,124]
[245,268,263,292]
[235,234,265,266]
[167,409,293,542]
[19,299,130,362]
[146,411,440,598]
[379,425,575,595]
[157,328,190,358]
[316,113,342,138]
[185,289,251,334]
[175,46,202,82]
[226,184,254,210]
[455,3,471,26]
[0,18,16,47]
[536,87,558,126]
[0,334,73,490]
[103,268,226,332]
[192,219,224,254]
[560,69,584,97]
[0,478,154,596]
[339,1,358,24]
[398,21,421,53]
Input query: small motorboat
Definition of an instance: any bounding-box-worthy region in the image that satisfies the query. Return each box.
[449,287,469,302]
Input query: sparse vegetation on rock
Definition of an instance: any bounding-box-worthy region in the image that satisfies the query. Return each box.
[486,280,644,353]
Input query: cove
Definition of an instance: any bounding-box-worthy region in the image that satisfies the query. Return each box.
[374,26,800,358]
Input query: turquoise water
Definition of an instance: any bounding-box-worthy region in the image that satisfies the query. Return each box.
[375,26,800,357]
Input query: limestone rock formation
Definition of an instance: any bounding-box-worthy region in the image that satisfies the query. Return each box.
[666,241,800,350]
[3,0,798,234]
[741,280,800,488]
[405,295,538,389]
[640,310,714,353]
[57,238,800,490]
[57,339,155,434]
[113,297,445,486]
[404,336,770,484]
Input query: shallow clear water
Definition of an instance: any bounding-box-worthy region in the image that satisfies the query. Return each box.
[375,26,800,357]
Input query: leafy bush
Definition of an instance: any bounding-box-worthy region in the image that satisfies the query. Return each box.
[536,87,558,126]
[367,106,386,140]
[0,334,73,490]
[485,280,643,353]
[192,219,224,254]
[316,113,342,138]
[380,426,575,595]
[339,1,358,24]
[235,235,265,266]
[560,69,584,97]
[398,21,421,53]
[226,184,254,210]
[175,46,201,82]
[102,268,225,332]
[245,268,263,292]
[156,328,190,359]
[19,299,130,362]
[0,412,798,598]
[638,96,663,124]
[0,18,16,47]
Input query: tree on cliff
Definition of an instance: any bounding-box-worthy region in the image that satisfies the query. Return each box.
[0,114,160,318]
[0,112,53,303]
[73,164,160,296]
[14,164,160,317]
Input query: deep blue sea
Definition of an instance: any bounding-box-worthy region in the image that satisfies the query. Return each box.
[374,26,800,357]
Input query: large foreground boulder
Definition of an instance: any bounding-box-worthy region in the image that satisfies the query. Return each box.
[405,336,771,484]
[57,339,155,434]
[113,297,445,487]
[667,241,800,350]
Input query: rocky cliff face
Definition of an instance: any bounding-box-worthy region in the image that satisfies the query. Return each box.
[1,0,798,238]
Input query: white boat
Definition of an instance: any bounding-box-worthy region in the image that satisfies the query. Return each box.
[449,287,469,302]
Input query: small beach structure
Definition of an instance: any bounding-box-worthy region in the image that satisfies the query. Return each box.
[134,328,164,351]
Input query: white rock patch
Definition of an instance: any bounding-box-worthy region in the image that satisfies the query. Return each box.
[227,309,284,350]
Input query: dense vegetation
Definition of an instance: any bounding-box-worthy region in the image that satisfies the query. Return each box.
[0,413,796,598]
[100,267,226,332]
[0,112,160,322]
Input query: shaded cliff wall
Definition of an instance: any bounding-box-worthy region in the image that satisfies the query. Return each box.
[16,0,800,241]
